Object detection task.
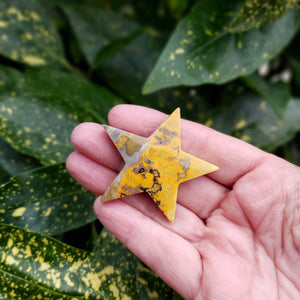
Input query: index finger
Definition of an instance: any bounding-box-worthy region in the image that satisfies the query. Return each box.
[107,104,267,187]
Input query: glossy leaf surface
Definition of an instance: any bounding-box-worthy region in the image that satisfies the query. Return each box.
[0,164,95,235]
[0,137,40,177]
[211,95,300,151]
[0,224,173,299]
[0,0,68,68]
[25,69,122,124]
[243,73,291,118]
[0,69,122,165]
[61,3,141,65]
[93,229,174,299]
[0,94,86,165]
[97,32,212,121]
[229,0,298,32]
[143,0,300,93]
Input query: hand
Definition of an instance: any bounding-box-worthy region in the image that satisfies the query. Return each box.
[66,104,300,299]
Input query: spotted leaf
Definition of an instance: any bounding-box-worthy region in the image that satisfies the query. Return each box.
[0,95,87,165]
[0,0,68,68]
[24,69,123,124]
[143,0,300,94]
[229,0,299,33]
[0,224,173,299]
[0,164,95,235]
[93,229,174,299]
[96,32,212,121]
[0,69,122,165]
[61,3,141,65]
[0,137,40,177]
[210,95,300,151]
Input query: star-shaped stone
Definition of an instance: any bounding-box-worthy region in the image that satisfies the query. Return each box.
[101,108,218,222]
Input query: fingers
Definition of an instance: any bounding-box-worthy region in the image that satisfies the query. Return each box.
[70,122,123,171]
[110,192,206,243]
[107,104,267,187]
[94,198,202,299]
[67,103,264,221]
[66,137,228,219]
[66,151,117,195]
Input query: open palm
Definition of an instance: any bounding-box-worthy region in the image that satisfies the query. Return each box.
[67,105,300,299]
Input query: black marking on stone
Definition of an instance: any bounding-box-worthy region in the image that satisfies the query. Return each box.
[138,167,145,173]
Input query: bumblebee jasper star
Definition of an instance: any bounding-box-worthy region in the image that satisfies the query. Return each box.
[101,108,218,222]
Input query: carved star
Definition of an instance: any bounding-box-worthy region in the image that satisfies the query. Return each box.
[101,108,218,222]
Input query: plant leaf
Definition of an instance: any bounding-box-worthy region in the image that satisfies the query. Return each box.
[167,0,189,19]
[96,32,213,122]
[0,69,122,165]
[143,0,300,94]
[242,73,291,118]
[0,224,173,299]
[0,137,40,176]
[92,30,143,69]
[210,95,300,151]
[0,95,84,165]
[0,164,95,235]
[229,0,299,33]
[0,0,68,68]
[282,138,300,165]
[0,165,10,184]
[61,3,141,65]
[24,69,123,124]
[289,56,300,91]
[93,228,174,299]
[0,66,25,96]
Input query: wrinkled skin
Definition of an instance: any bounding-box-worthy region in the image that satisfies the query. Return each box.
[66,105,300,300]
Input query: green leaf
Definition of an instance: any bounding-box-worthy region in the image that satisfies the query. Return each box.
[95,0,177,31]
[0,137,40,176]
[0,0,68,68]
[282,138,300,165]
[0,165,10,184]
[96,32,213,122]
[92,30,143,69]
[210,95,300,151]
[229,0,299,33]
[143,0,300,94]
[0,95,82,165]
[0,66,25,96]
[242,73,291,118]
[0,164,95,235]
[0,69,122,165]
[61,3,141,65]
[167,0,189,19]
[289,56,300,91]
[93,229,174,299]
[25,69,123,124]
[0,224,173,299]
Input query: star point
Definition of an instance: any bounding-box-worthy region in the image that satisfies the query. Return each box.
[101,108,218,222]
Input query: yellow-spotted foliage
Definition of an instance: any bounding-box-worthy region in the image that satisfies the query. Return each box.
[0,225,172,299]
[0,0,299,298]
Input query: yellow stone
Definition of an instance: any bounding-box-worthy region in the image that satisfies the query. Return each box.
[101,108,218,222]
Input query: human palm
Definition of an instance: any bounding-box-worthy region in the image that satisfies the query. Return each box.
[67,105,300,299]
